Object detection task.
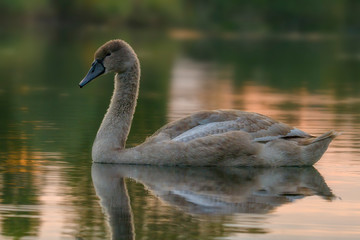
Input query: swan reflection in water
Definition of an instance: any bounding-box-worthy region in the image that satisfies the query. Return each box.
[92,164,334,239]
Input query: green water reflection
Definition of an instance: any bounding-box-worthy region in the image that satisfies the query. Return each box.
[0,22,359,239]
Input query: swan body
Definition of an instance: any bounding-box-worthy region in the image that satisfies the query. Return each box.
[79,39,338,166]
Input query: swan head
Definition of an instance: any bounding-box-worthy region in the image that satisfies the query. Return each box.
[79,39,137,88]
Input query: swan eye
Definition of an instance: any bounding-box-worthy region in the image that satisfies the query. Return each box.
[106,52,111,57]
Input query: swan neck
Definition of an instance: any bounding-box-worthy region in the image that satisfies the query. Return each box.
[93,60,140,156]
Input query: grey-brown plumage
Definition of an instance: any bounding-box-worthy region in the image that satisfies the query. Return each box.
[79,39,339,166]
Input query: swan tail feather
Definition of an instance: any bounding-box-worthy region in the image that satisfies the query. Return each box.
[298,130,339,166]
[303,130,340,145]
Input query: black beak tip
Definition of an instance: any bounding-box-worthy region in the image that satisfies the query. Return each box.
[79,84,83,88]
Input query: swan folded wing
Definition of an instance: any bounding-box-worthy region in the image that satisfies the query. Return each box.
[150,110,311,143]
[171,113,311,143]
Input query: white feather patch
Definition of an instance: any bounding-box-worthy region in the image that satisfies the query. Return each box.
[172,121,238,142]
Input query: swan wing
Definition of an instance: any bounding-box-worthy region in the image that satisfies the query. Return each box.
[149,110,311,143]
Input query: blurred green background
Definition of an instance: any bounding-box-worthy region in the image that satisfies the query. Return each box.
[2,0,360,32]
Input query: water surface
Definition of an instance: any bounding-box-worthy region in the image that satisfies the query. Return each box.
[0,27,359,239]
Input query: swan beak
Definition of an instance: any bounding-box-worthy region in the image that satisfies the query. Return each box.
[79,59,105,88]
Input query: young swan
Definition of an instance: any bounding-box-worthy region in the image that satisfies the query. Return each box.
[79,39,339,166]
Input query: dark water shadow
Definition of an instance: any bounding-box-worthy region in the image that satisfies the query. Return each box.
[91,164,334,240]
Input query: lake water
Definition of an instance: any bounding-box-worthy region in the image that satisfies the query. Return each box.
[0,27,360,239]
